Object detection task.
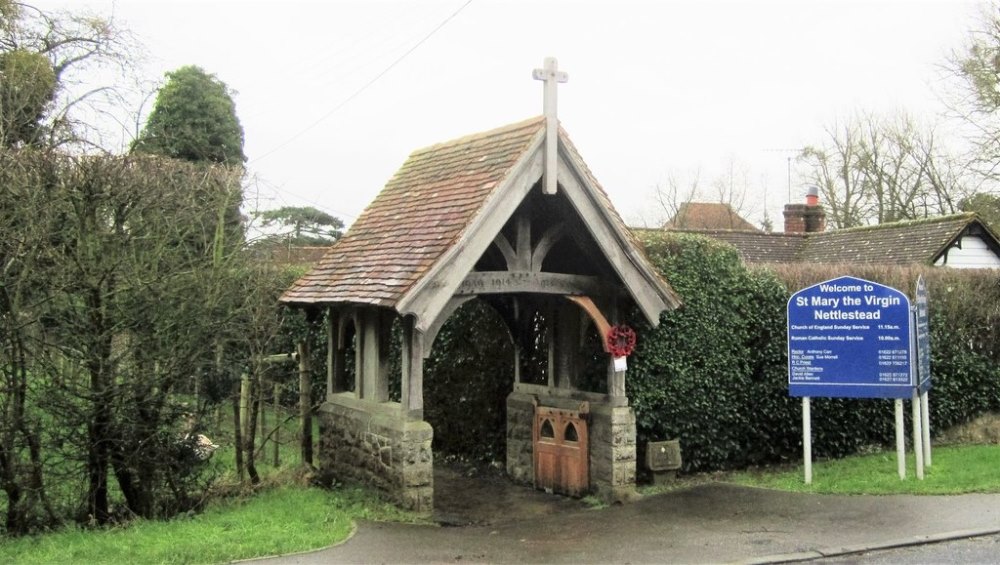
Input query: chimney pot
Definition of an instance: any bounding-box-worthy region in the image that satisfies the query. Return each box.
[806,185,820,207]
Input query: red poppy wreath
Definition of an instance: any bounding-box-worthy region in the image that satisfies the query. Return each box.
[606,324,637,358]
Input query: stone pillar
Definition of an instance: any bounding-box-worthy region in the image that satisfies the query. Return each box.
[505,390,536,484]
[318,394,434,513]
[589,403,638,502]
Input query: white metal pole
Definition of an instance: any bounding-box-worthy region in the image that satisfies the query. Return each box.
[921,391,932,466]
[895,399,905,480]
[803,397,812,484]
[912,389,924,480]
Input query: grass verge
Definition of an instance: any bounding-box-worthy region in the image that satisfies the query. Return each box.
[0,485,425,565]
[727,444,1000,495]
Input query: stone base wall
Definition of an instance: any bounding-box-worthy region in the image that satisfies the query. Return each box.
[506,386,637,502]
[506,391,536,484]
[589,404,638,502]
[318,393,433,512]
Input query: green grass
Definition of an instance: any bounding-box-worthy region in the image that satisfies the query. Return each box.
[728,444,1000,494]
[0,485,425,565]
[7,444,1000,564]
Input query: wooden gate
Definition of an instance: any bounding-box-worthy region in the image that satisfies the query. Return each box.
[533,405,589,496]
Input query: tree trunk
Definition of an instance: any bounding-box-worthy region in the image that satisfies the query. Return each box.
[244,372,260,485]
[297,341,313,466]
[273,381,280,467]
[85,329,113,525]
[0,446,24,534]
[231,387,244,482]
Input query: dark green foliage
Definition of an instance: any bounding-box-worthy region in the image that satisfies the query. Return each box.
[627,232,796,471]
[0,2,133,150]
[628,232,1000,473]
[257,206,344,245]
[423,301,514,463]
[133,65,246,165]
[0,49,56,146]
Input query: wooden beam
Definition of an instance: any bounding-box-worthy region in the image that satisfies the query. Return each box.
[564,295,611,353]
[401,317,425,418]
[397,138,545,332]
[352,311,363,397]
[492,232,518,271]
[424,295,476,359]
[515,215,531,270]
[556,151,682,323]
[456,271,618,297]
[326,307,335,396]
[530,222,565,272]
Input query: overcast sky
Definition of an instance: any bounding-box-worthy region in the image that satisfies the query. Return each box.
[38,0,985,229]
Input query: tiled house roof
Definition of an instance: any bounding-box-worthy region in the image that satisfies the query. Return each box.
[281,117,546,307]
[799,214,989,264]
[672,229,805,263]
[664,213,999,266]
[663,202,760,231]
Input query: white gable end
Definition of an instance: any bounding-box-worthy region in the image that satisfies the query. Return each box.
[934,236,1000,269]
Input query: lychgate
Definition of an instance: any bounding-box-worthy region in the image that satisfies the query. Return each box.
[280,60,679,511]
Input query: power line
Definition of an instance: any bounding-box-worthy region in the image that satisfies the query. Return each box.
[250,0,474,164]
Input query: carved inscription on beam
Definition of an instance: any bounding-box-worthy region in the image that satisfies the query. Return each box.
[456,271,617,297]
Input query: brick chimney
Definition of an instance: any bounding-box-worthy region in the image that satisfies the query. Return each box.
[784,186,826,233]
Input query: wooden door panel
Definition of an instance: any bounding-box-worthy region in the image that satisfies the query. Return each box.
[533,406,589,496]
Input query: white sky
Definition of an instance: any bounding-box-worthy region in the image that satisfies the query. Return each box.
[37,0,985,229]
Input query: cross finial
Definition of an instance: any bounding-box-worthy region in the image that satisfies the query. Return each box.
[533,57,568,195]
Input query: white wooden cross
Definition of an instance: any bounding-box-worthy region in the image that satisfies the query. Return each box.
[532,57,568,195]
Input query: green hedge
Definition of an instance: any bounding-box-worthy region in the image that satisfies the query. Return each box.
[630,232,1000,472]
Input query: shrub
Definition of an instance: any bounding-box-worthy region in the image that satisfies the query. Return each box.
[629,233,1000,473]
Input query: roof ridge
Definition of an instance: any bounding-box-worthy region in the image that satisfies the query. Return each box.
[819,212,977,235]
[655,227,805,239]
[410,116,545,156]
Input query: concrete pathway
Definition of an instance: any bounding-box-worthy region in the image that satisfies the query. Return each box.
[251,483,1000,564]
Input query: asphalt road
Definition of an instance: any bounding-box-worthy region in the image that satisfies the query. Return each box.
[818,534,1000,564]
[252,483,1000,564]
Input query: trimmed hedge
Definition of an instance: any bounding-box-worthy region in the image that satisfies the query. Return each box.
[630,232,1000,472]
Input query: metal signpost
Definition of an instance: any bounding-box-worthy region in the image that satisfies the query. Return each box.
[788,276,919,483]
[915,275,932,466]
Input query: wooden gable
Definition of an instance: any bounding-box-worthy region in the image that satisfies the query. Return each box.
[281,117,680,332]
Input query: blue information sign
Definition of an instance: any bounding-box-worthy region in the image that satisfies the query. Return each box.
[788,276,913,398]
[914,275,931,393]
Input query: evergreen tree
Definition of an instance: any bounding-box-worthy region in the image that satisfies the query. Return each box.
[133,65,246,165]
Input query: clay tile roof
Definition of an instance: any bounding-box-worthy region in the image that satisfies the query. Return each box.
[667,213,993,266]
[280,117,546,307]
[799,213,982,265]
[671,229,806,263]
[663,202,760,231]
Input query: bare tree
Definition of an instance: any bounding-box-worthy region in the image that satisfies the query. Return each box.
[0,1,137,149]
[798,112,965,228]
[651,169,701,227]
[652,159,761,230]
